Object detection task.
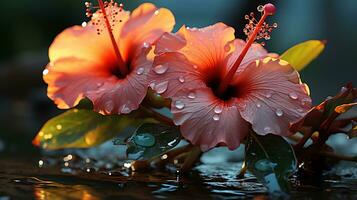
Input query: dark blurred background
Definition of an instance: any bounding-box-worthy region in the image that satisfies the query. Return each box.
[0,0,356,156]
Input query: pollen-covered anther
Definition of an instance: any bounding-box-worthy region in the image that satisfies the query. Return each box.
[85,0,125,35]
[243,5,278,46]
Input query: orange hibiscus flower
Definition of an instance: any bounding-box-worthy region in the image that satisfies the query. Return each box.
[44,1,175,114]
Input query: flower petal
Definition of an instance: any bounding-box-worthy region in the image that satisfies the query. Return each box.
[149,52,206,98]
[226,39,269,73]
[156,23,235,71]
[86,48,152,114]
[44,57,110,109]
[49,6,129,63]
[232,57,312,136]
[171,88,249,151]
[120,3,175,60]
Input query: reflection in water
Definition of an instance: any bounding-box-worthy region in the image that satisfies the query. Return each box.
[1,157,357,199]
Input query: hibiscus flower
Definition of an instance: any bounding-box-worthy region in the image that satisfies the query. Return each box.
[44,1,175,114]
[149,4,312,151]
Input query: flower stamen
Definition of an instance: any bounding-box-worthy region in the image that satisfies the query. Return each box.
[86,0,128,76]
[217,3,276,96]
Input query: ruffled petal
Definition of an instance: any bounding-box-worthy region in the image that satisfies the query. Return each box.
[86,48,152,114]
[171,88,249,151]
[225,39,269,73]
[49,6,129,63]
[232,57,312,136]
[155,23,235,71]
[44,57,110,109]
[120,3,175,60]
[149,52,206,98]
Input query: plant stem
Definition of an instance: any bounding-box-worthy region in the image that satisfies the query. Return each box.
[180,146,202,172]
[319,151,357,162]
[139,105,174,126]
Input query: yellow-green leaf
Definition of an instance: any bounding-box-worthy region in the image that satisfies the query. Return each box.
[33,109,143,150]
[280,40,325,71]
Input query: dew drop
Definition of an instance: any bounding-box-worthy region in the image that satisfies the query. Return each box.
[56,124,62,130]
[213,114,220,121]
[136,67,144,75]
[275,109,283,117]
[188,92,196,99]
[178,76,185,83]
[340,86,348,93]
[174,100,185,110]
[256,103,261,108]
[121,105,131,114]
[301,98,311,106]
[265,92,272,98]
[264,127,271,132]
[149,82,156,89]
[81,21,87,27]
[154,10,159,15]
[143,42,150,48]
[154,64,168,74]
[289,92,298,100]
[38,160,44,168]
[193,65,198,69]
[42,69,49,76]
[155,81,168,94]
[214,105,223,114]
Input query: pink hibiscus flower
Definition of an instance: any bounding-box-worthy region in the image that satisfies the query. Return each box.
[44,1,175,114]
[149,4,311,151]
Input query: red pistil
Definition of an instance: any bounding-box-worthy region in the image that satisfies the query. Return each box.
[217,3,276,96]
[97,0,128,76]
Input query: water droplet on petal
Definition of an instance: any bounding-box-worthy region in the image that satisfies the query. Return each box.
[214,105,223,114]
[149,82,156,89]
[43,69,49,75]
[178,76,185,83]
[143,42,150,48]
[275,109,283,117]
[174,100,185,110]
[154,10,159,15]
[297,108,304,113]
[154,64,168,74]
[155,81,168,94]
[213,114,220,121]
[136,67,144,75]
[188,92,196,99]
[256,103,261,108]
[97,82,103,87]
[289,92,298,100]
[82,21,87,27]
[301,98,311,106]
[266,92,272,98]
[193,65,198,69]
[121,105,131,114]
[264,127,271,132]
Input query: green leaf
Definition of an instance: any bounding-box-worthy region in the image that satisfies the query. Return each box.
[33,109,142,150]
[280,40,325,71]
[126,123,181,159]
[245,132,297,192]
